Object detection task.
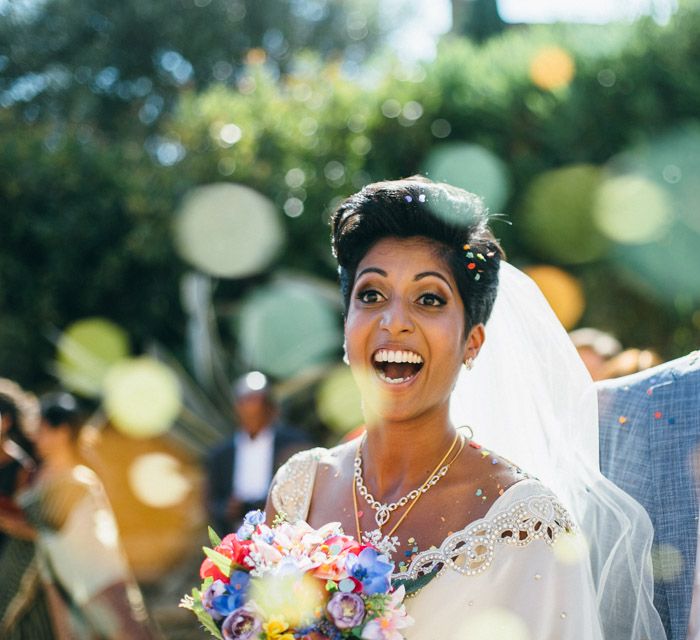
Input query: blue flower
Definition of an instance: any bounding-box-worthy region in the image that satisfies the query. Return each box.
[345,548,393,595]
[201,581,228,621]
[208,571,250,618]
[244,510,265,526]
[237,510,265,539]
[236,523,254,540]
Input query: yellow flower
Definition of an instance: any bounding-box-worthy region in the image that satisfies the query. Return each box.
[263,619,295,640]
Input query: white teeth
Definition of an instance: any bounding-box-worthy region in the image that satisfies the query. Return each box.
[372,349,424,364]
[377,371,408,385]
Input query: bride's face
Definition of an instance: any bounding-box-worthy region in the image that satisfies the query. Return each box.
[345,236,481,424]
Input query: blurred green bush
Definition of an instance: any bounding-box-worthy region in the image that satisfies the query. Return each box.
[2,3,699,388]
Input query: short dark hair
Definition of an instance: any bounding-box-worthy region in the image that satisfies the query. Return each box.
[40,392,83,435]
[330,176,503,330]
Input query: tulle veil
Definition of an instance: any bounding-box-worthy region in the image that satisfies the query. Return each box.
[450,262,666,639]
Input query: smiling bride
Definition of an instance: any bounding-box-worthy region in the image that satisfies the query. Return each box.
[265,177,665,639]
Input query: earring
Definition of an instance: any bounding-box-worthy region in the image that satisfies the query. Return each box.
[464,357,474,370]
[343,338,350,365]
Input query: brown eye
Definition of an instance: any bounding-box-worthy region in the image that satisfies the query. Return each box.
[418,293,446,307]
[357,289,384,304]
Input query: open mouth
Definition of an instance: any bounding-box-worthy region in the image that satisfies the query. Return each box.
[372,349,424,385]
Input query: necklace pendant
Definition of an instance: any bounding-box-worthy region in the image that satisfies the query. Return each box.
[375,506,391,527]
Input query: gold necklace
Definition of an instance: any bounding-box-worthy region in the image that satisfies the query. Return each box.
[352,431,465,541]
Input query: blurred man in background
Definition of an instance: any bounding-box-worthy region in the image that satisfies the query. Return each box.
[601,347,662,380]
[598,351,700,640]
[206,372,311,534]
[570,327,622,381]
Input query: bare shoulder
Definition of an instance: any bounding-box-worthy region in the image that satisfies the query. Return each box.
[313,439,357,480]
[462,440,529,496]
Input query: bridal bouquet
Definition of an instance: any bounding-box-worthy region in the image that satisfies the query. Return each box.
[181,510,413,640]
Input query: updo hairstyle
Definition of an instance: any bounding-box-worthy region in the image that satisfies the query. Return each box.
[330,177,504,331]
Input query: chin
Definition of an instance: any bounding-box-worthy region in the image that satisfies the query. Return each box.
[362,402,423,427]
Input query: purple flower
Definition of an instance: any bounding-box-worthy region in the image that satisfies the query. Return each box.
[345,548,393,595]
[201,581,228,621]
[327,591,365,629]
[204,571,250,619]
[222,607,261,640]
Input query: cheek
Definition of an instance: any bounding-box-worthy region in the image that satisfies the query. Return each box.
[343,309,367,350]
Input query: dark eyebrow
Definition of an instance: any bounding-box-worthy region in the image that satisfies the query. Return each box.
[415,271,454,292]
[357,267,454,293]
[356,267,387,279]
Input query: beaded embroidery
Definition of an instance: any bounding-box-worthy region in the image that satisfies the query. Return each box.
[392,494,574,581]
[270,447,326,522]
[270,449,575,583]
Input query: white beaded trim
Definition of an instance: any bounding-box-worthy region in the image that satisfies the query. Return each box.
[392,494,574,580]
[270,447,324,522]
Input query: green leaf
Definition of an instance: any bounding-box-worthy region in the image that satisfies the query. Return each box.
[192,604,223,639]
[202,546,233,578]
[325,579,338,592]
[272,511,289,526]
[181,587,223,639]
[208,526,222,547]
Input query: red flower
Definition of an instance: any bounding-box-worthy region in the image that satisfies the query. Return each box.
[200,557,228,583]
[199,534,255,582]
[219,535,255,570]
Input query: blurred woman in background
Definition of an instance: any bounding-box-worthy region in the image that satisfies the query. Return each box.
[0,379,53,638]
[1,391,159,639]
[0,379,39,552]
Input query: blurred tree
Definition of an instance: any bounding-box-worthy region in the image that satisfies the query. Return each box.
[451,0,506,42]
[1,1,699,390]
[0,116,186,384]
[0,0,383,136]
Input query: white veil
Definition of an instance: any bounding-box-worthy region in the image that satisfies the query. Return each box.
[450,262,666,640]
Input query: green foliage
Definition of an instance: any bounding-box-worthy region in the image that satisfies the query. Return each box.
[208,526,223,547]
[0,0,384,135]
[202,546,233,578]
[0,116,185,385]
[2,6,700,388]
[181,584,223,640]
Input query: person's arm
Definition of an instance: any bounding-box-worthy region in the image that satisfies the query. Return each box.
[83,581,162,639]
[0,505,37,540]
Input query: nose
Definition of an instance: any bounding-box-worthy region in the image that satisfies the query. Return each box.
[379,298,414,335]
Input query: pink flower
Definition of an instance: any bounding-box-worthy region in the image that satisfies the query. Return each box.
[310,533,363,581]
[311,556,349,581]
[360,586,413,640]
